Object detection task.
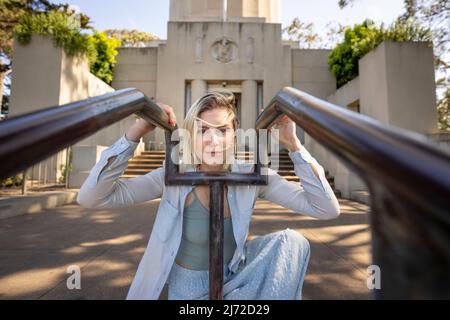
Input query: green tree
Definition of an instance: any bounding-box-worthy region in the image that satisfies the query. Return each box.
[338,0,450,131]
[282,18,321,49]
[0,0,91,108]
[437,87,450,131]
[104,29,159,47]
[14,10,95,57]
[328,18,432,88]
[282,18,346,49]
[88,32,121,84]
[13,10,121,84]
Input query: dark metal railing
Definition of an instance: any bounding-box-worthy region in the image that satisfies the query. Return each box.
[163,112,268,301]
[1,86,449,299]
[0,87,268,300]
[0,89,173,180]
[256,87,450,299]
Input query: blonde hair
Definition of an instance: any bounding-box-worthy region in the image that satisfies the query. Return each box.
[179,90,239,172]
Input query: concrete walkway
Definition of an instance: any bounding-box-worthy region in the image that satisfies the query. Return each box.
[0,197,371,300]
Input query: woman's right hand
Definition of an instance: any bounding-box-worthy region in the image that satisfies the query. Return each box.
[125,102,177,142]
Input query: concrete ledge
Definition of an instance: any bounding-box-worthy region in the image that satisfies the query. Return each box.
[0,191,78,220]
[350,190,370,205]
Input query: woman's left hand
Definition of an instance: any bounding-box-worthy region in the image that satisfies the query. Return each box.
[262,108,302,152]
[261,109,321,178]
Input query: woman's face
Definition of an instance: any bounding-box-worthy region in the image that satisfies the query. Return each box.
[194,108,235,167]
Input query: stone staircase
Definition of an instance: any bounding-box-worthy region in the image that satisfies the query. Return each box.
[121,151,341,197]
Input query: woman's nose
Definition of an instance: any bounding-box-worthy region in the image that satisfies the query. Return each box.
[210,132,220,145]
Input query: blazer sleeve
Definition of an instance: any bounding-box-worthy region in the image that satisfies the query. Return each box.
[258,145,340,220]
[76,134,164,209]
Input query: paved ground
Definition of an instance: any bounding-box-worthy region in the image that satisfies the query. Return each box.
[0,184,68,198]
[0,197,371,300]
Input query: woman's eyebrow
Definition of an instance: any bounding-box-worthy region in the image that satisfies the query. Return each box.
[195,117,232,128]
[198,124,232,129]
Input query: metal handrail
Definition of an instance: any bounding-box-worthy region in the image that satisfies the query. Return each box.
[0,88,174,180]
[0,87,267,300]
[256,87,450,299]
[0,86,449,299]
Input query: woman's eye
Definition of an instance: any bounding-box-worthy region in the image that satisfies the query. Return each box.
[197,128,230,136]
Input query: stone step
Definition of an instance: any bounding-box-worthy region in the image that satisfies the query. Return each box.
[128,159,165,164]
[140,151,166,155]
[139,151,292,156]
[124,165,334,178]
[122,171,335,183]
[135,154,260,158]
[125,166,299,174]
[122,152,339,196]
[126,165,163,170]
[140,151,260,155]
[135,154,166,158]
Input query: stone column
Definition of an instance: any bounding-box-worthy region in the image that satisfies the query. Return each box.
[241,80,258,130]
[191,79,207,105]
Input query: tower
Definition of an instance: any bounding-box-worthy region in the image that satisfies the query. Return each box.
[169,0,280,23]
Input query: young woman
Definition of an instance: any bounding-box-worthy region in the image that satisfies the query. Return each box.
[77,91,340,300]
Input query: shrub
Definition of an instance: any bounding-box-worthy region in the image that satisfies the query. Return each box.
[13,11,121,84]
[328,18,432,88]
[88,32,121,84]
[14,11,96,58]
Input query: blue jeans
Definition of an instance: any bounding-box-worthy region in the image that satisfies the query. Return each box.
[167,228,311,300]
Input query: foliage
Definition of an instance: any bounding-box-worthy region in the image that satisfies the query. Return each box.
[437,87,450,131]
[104,29,159,47]
[282,19,346,49]
[1,94,9,113]
[58,163,72,184]
[0,174,23,188]
[13,10,95,57]
[1,0,62,60]
[328,18,432,88]
[58,147,73,184]
[282,18,320,49]
[0,0,90,73]
[87,32,121,84]
[338,0,449,130]
[13,11,121,84]
[0,1,84,111]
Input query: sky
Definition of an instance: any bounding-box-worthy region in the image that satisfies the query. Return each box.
[50,0,406,40]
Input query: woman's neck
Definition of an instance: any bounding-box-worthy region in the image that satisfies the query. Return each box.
[198,164,228,172]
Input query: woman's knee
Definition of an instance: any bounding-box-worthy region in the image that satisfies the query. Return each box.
[283,228,310,254]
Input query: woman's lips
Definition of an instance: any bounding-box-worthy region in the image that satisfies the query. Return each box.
[208,151,223,157]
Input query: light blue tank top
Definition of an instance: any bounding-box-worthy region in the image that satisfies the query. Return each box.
[175,188,237,270]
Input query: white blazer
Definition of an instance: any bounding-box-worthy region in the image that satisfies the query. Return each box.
[77,134,340,299]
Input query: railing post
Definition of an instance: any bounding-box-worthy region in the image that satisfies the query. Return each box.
[21,170,27,195]
[209,181,225,300]
[65,147,70,189]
